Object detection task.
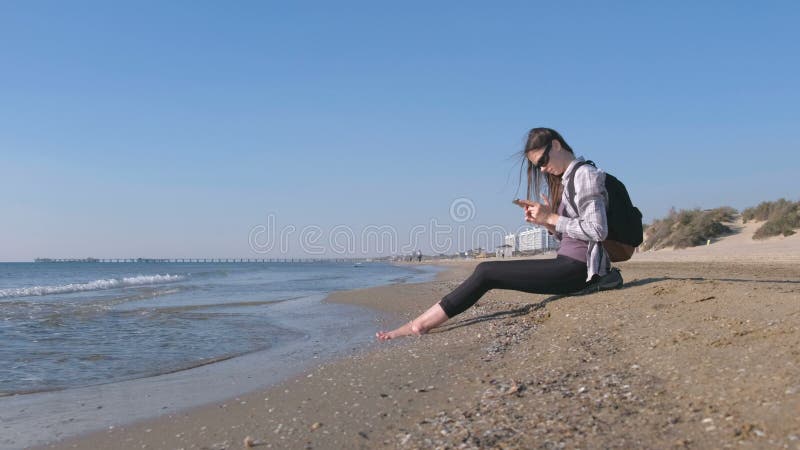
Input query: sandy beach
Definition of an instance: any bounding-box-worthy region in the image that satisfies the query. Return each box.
[41,226,800,449]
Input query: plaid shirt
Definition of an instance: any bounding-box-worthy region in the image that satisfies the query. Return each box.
[554,157,610,281]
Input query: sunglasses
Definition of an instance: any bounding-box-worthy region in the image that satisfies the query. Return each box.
[533,141,552,168]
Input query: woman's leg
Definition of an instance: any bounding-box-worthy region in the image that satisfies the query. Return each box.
[439,256,587,317]
[377,256,586,340]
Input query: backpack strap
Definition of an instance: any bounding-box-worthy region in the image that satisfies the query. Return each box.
[565,160,596,217]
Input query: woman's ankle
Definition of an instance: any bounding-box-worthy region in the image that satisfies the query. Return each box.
[409,320,426,335]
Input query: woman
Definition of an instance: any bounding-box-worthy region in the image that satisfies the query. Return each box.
[376,127,622,341]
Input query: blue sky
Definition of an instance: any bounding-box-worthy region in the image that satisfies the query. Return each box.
[2,1,798,260]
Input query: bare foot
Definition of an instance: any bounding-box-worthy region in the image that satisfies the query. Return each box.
[376,321,424,341]
[376,304,449,341]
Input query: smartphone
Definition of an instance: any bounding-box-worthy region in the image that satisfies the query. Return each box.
[512,198,535,207]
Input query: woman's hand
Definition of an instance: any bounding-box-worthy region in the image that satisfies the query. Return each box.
[524,194,559,227]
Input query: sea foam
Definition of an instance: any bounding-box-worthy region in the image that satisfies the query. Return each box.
[0,274,185,299]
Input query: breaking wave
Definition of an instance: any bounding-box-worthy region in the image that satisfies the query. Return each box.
[0,274,186,299]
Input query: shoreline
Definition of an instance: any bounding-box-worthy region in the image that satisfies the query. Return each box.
[44,253,800,449]
[23,263,462,450]
[5,293,385,450]
[5,263,440,450]
[2,263,444,450]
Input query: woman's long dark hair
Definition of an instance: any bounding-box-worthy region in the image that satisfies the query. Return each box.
[521,127,575,211]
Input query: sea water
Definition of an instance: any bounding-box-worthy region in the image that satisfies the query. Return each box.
[0,261,436,396]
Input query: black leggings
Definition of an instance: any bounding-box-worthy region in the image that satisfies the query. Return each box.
[438,255,588,318]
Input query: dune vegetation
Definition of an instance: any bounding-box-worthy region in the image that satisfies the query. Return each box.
[640,198,800,250]
[641,207,737,251]
[741,198,800,239]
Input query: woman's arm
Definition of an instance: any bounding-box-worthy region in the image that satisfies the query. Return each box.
[555,166,608,242]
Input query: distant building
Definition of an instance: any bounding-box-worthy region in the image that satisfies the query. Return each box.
[504,233,518,252]
[518,227,557,252]
[535,228,558,250]
[496,244,513,258]
[518,229,536,252]
[465,248,484,258]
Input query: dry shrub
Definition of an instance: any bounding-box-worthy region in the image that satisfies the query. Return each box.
[642,207,737,250]
[742,199,800,239]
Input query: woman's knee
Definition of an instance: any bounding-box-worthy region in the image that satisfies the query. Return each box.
[474,261,491,276]
[473,261,499,283]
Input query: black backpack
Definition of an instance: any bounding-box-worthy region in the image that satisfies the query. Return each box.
[566,160,643,262]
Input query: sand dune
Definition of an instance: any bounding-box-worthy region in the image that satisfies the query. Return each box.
[634,219,800,263]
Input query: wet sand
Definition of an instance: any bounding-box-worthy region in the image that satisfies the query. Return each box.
[42,228,800,449]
